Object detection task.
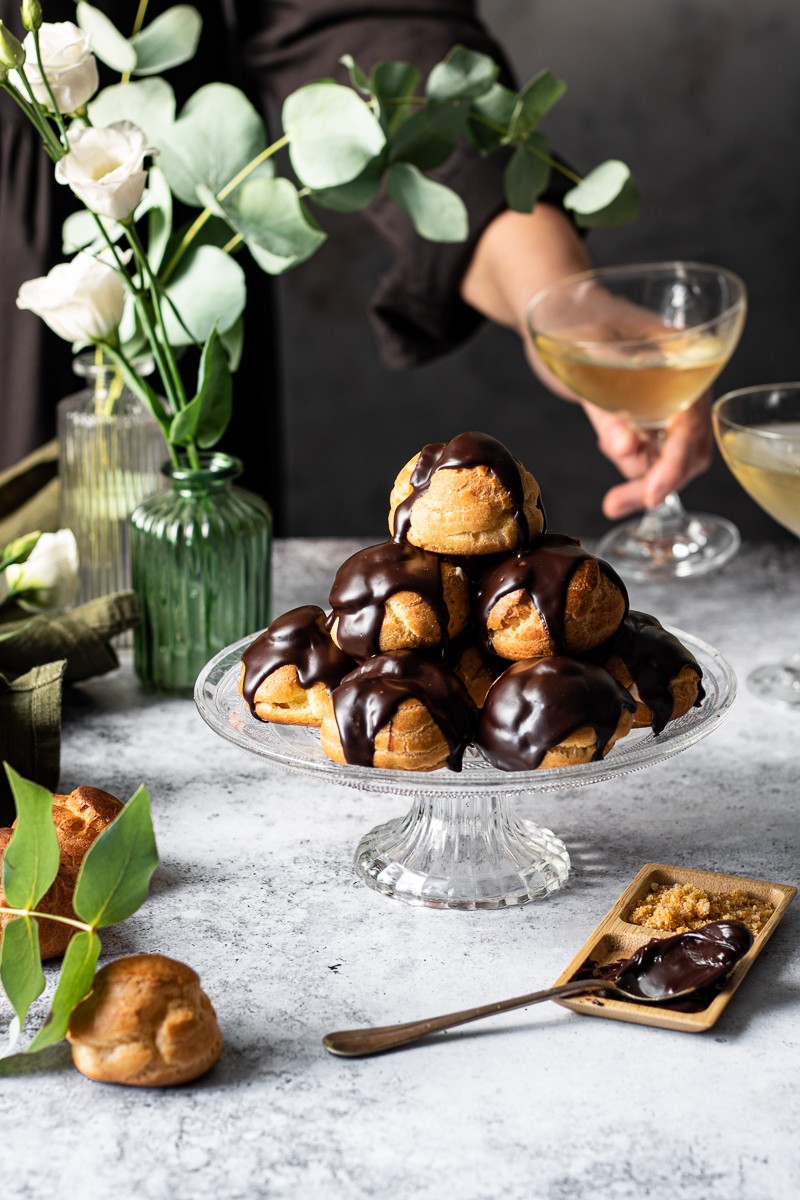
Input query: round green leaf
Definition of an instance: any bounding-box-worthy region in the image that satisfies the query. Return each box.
[217,176,326,265]
[132,5,202,75]
[283,82,386,190]
[88,78,177,147]
[162,244,246,345]
[76,2,136,74]
[504,136,551,212]
[426,45,498,103]
[564,160,641,228]
[385,162,468,243]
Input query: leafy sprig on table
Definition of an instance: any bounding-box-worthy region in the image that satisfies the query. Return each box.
[1,1,638,463]
[0,764,158,1056]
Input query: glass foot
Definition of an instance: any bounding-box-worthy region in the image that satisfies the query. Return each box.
[596,511,741,583]
[354,792,571,910]
[748,656,800,708]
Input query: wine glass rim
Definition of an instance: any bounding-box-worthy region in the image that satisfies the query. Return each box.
[713,383,800,437]
[526,260,747,346]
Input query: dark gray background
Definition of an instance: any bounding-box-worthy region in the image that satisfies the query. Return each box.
[273,0,799,542]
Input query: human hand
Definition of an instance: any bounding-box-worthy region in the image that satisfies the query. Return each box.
[581,395,714,519]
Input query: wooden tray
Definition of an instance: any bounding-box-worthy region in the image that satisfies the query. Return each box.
[552,863,796,1033]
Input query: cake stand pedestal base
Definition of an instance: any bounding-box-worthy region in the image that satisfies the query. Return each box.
[354,792,571,911]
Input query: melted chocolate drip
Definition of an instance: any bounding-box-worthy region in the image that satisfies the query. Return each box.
[477,656,636,771]
[331,650,475,771]
[476,534,628,655]
[241,606,354,714]
[329,540,452,660]
[392,431,537,549]
[593,610,705,735]
[577,920,753,1011]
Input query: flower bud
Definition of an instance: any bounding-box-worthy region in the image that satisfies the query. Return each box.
[21,0,42,34]
[0,20,26,69]
[2,530,79,611]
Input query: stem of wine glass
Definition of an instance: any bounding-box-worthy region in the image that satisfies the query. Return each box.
[629,426,688,542]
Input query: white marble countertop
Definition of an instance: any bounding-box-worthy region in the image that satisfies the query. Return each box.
[2,538,799,1200]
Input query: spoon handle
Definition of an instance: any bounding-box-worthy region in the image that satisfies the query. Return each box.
[323,977,608,1057]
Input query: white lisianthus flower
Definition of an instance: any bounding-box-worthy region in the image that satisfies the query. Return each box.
[19,22,98,112]
[55,122,152,221]
[17,248,126,343]
[3,530,79,611]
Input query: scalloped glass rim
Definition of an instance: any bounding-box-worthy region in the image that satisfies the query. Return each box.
[194,628,736,798]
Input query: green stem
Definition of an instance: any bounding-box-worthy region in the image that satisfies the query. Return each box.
[0,78,60,160]
[467,110,583,185]
[222,232,243,254]
[121,0,150,83]
[160,134,291,284]
[0,907,93,933]
[32,28,69,144]
[125,221,187,409]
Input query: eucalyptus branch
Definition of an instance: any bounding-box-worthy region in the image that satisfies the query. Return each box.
[0,907,92,933]
[120,0,149,84]
[222,232,243,255]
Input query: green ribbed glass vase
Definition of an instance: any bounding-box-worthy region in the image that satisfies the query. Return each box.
[130,452,272,692]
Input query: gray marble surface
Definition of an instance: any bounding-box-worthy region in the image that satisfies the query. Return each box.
[2,538,799,1200]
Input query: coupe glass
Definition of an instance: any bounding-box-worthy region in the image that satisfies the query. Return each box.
[713,383,800,707]
[526,262,747,582]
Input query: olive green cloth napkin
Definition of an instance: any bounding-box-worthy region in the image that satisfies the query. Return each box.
[0,444,141,820]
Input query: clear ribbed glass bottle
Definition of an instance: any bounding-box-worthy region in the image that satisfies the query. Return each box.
[58,355,165,607]
[130,452,272,693]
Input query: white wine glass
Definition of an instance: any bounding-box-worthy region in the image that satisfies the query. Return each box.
[713,383,800,707]
[526,262,747,582]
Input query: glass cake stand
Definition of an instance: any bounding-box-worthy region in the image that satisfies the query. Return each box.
[195,630,735,911]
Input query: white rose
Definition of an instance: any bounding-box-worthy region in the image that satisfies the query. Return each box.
[4,530,79,611]
[19,22,98,113]
[55,122,152,221]
[17,249,126,343]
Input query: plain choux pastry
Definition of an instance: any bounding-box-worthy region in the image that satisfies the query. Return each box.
[67,953,222,1087]
[240,605,355,727]
[320,650,475,772]
[388,431,545,555]
[477,656,636,770]
[0,786,123,959]
[475,534,627,660]
[328,539,469,659]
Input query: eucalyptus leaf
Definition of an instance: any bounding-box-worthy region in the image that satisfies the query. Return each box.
[62,209,114,255]
[467,83,517,152]
[162,244,246,345]
[372,61,420,133]
[426,45,498,104]
[309,153,386,213]
[2,766,59,911]
[88,78,177,148]
[220,316,244,373]
[169,329,232,448]
[564,159,641,228]
[504,135,551,212]
[76,2,136,75]
[508,71,567,140]
[283,82,386,190]
[146,166,173,272]
[385,162,468,242]
[158,84,272,208]
[388,105,462,171]
[26,930,101,1054]
[213,176,326,271]
[339,53,371,96]
[0,918,44,1043]
[132,5,202,76]
[73,785,158,929]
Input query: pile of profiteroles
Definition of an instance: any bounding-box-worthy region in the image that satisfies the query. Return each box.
[239,432,705,773]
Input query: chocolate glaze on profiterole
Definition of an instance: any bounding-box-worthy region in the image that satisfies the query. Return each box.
[595,610,705,735]
[329,540,452,660]
[241,605,354,714]
[579,920,753,1010]
[476,533,629,656]
[331,650,475,771]
[477,657,636,771]
[392,431,545,547]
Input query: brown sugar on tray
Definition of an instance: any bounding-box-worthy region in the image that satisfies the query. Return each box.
[629,881,774,935]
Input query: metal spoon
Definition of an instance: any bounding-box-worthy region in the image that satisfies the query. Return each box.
[323,973,698,1058]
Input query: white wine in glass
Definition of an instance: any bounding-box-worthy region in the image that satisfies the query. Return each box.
[713,384,800,707]
[527,263,747,582]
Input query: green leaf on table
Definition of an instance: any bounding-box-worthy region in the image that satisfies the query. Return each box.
[132,5,202,76]
[504,135,551,212]
[371,61,420,133]
[205,176,326,273]
[76,2,136,75]
[309,151,386,213]
[158,84,272,208]
[564,159,640,228]
[467,83,517,152]
[388,103,464,171]
[426,45,498,104]
[73,785,158,929]
[26,930,101,1054]
[339,53,371,96]
[2,766,59,911]
[283,82,386,190]
[88,78,177,148]
[162,244,246,345]
[169,328,232,448]
[508,71,566,140]
[0,918,44,1052]
[385,162,468,242]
